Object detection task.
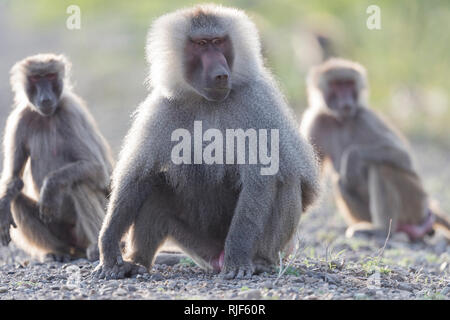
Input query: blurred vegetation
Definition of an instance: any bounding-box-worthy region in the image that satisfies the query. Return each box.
[4,0,450,142]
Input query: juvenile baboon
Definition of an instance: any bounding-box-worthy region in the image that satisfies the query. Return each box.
[94,4,319,279]
[0,54,113,261]
[301,58,450,241]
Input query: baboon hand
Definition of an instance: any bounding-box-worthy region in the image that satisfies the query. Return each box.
[38,177,63,223]
[93,254,147,280]
[0,201,17,246]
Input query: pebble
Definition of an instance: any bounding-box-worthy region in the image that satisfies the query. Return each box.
[398,282,414,292]
[441,287,450,296]
[114,288,128,296]
[62,285,77,291]
[0,287,8,293]
[238,289,261,300]
[151,273,164,281]
[262,280,273,289]
[354,293,367,299]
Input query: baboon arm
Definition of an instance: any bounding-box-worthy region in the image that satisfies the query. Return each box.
[224,177,276,266]
[0,123,28,203]
[99,175,154,265]
[44,160,107,190]
[358,144,413,173]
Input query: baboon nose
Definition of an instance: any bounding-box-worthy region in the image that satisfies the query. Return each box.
[215,74,228,81]
[40,98,52,107]
[214,73,229,87]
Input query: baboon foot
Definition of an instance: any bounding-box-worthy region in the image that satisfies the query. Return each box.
[221,262,255,280]
[397,212,435,241]
[93,259,147,280]
[86,244,100,262]
[44,252,72,263]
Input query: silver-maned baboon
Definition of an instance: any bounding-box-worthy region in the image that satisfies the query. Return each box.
[0,54,113,261]
[94,4,319,280]
[301,58,450,241]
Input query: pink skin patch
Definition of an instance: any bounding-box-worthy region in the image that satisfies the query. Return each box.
[397,210,435,241]
[210,250,225,272]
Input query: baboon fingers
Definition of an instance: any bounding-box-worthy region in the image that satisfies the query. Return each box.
[221,265,255,280]
[92,259,146,280]
[43,253,72,263]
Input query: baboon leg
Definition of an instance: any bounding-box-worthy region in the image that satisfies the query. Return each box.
[368,165,401,233]
[254,182,302,274]
[124,198,169,268]
[335,178,381,238]
[11,193,76,259]
[335,178,371,224]
[371,165,432,240]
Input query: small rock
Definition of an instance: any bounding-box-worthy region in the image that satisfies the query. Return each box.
[434,239,447,255]
[0,287,8,293]
[391,233,410,242]
[151,273,164,281]
[238,289,261,300]
[398,283,413,292]
[114,288,128,296]
[127,285,137,292]
[439,262,448,272]
[441,287,450,296]
[62,285,76,291]
[366,289,377,296]
[262,281,273,289]
[354,293,367,299]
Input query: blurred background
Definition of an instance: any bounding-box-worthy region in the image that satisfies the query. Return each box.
[0,0,449,208]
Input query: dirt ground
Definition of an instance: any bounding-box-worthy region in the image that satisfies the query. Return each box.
[0,140,448,300]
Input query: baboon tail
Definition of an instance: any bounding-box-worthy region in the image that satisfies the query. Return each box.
[71,185,107,244]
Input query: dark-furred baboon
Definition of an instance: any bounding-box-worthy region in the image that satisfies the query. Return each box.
[94,4,319,280]
[301,58,450,241]
[0,54,113,261]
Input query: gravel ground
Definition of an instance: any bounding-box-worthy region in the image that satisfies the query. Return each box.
[0,140,449,300]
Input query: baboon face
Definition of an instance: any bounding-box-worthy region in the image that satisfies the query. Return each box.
[26,71,63,116]
[325,77,358,119]
[184,35,234,102]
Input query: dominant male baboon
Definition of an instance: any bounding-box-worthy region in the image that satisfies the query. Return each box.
[301,58,450,241]
[0,54,113,261]
[94,4,319,280]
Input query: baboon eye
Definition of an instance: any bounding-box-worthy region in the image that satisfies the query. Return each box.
[212,38,223,45]
[46,73,57,80]
[196,40,208,46]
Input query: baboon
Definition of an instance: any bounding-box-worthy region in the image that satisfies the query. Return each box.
[301,58,450,241]
[94,4,319,280]
[0,54,113,261]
